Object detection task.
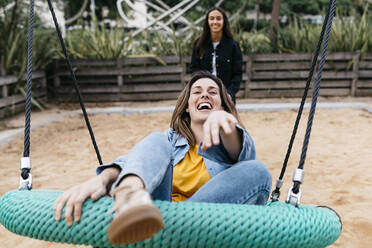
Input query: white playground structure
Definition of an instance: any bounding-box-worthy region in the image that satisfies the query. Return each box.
[1,0,249,38]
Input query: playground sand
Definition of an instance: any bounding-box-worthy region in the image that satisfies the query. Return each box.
[1,102,372,247]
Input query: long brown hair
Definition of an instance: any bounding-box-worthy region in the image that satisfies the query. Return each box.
[170,71,240,146]
[195,7,233,58]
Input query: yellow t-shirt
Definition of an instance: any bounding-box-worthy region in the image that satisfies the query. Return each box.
[172,145,211,202]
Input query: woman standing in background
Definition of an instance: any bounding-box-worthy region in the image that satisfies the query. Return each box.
[190,7,243,104]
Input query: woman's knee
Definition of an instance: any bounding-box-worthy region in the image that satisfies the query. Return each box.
[237,160,272,205]
[238,160,271,179]
[236,160,272,189]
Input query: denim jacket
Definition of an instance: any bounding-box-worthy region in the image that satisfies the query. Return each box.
[97,125,256,188]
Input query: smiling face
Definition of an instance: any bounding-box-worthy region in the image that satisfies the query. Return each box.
[186,78,222,124]
[208,10,224,35]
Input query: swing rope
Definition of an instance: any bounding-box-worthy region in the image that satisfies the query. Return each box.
[272,0,337,205]
[270,0,332,201]
[46,0,103,166]
[20,0,104,190]
[24,0,34,159]
[292,0,337,194]
[20,0,104,189]
[19,0,35,190]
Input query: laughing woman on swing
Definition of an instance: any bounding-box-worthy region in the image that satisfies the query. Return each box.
[53,71,272,245]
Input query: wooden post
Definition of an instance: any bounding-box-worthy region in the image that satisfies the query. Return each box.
[11,94,15,115]
[41,71,47,88]
[53,60,60,87]
[244,55,252,98]
[1,85,7,98]
[351,52,360,96]
[117,58,123,86]
[180,56,186,87]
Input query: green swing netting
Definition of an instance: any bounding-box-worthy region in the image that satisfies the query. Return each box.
[0,189,341,248]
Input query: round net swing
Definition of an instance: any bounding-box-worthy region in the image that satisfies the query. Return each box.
[1,190,341,248]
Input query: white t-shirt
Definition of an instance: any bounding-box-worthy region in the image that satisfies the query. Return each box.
[212,42,219,76]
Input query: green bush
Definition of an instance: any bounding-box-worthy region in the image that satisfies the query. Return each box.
[234,17,270,32]
[329,9,372,52]
[0,1,58,76]
[277,17,321,53]
[235,6,372,54]
[63,23,127,59]
[61,24,199,59]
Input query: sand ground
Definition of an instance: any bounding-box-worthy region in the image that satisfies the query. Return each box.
[1,98,372,247]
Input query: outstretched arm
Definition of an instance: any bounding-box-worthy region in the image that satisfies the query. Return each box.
[53,167,120,226]
[200,110,242,162]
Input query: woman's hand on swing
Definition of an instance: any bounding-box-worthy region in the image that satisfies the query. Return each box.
[201,110,241,161]
[54,167,120,226]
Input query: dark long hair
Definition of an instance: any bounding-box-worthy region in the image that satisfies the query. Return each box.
[195,7,233,58]
[170,71,239,146]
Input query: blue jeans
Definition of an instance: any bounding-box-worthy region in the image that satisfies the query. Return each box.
[105,132,272,205]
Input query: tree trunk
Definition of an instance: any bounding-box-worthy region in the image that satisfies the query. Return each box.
[253,0,261,31]
[90,0,96,33]
[7,0,19,36]
[269,0,281,52]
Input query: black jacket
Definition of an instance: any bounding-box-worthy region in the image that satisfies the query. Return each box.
[190,35,243,102]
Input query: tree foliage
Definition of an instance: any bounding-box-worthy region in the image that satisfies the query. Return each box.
[63,0,119,20]
[60,0,370,26]
[0,0,57,75]
[249,0,367,15]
